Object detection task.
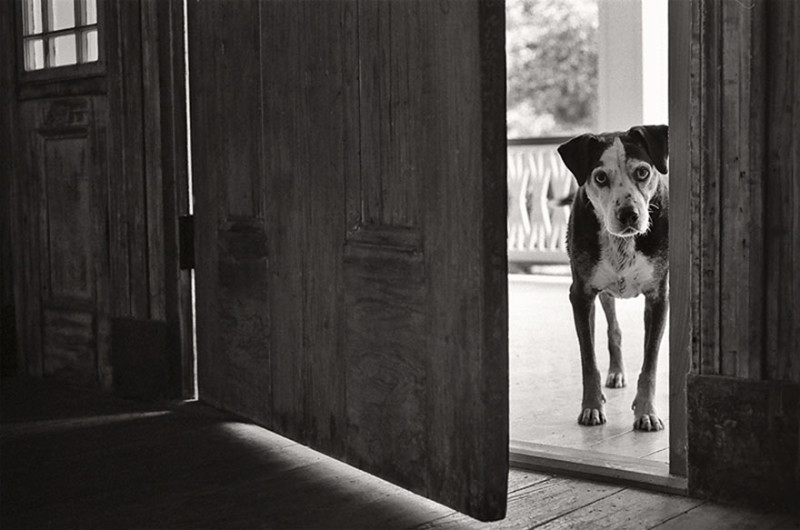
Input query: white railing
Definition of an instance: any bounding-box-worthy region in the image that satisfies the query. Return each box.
[507,137,575,264]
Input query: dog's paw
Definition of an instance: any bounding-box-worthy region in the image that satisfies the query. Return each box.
[633,412,664,431]
[578,407,607,426]
[605,370,626,388]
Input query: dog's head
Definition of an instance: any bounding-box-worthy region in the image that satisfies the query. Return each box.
[557,125,668,237]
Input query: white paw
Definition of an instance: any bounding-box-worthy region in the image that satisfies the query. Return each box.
[578,406,607,426]
[633,412,664,431]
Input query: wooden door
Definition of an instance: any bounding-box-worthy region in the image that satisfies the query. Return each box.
[188,0,508,521]
[6,0,191,397]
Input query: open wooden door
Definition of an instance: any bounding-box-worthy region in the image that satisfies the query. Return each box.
[188,0,508,521]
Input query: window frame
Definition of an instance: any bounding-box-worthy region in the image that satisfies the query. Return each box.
[16,0,105,82]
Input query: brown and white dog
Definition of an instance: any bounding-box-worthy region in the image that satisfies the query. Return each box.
[557,125,669,431]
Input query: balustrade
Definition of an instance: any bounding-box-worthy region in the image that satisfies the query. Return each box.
[507,137,576,265]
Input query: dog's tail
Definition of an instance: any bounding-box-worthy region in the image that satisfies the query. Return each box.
[548,191,575,209]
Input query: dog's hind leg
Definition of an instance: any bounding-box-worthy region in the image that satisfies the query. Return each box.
[599,292,626,388]
[633,278,669,431]
[570,283,606,426]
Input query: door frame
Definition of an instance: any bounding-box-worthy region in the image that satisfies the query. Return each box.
[509,0,691,493]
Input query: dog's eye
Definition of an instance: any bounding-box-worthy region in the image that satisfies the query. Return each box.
[594,171,608,186]
[635,167,650,181]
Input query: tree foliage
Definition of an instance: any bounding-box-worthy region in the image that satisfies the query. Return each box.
[506,0,598,138]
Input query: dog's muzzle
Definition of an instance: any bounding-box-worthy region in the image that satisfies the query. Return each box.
[616,206,639,227]
[613,206,643,236]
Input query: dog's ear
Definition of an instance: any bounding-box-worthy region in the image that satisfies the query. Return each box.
[628,125,668,174]
[557,134,605,186]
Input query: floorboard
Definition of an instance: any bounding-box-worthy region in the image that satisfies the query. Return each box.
[651,502,793,530]
[534,488,702,530]
[1,378,794,529]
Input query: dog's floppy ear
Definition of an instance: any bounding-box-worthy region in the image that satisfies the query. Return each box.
[628,125,668,174]
[557,134,605,186]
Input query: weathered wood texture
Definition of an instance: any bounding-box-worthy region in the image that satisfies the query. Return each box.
[9,0,191,396]
[764,0,800,385]
[189,0,508,521]
[688,375,800,511]
[668,0,695,478]
[685,0,800,507]
[692,0,799,382]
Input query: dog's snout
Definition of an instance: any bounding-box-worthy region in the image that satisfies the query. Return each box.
[616,206,639,227]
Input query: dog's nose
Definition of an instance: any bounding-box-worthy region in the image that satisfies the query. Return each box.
[616,206,639,227]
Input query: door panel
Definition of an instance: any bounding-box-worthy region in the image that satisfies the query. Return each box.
[20,97,104,386]
[189,0,508,520]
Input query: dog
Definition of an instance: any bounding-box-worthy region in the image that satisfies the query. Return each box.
[557,125,669,432]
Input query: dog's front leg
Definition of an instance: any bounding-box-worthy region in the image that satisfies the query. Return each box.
[633,279,669,431]
[570,283,606,425]
[599,292,626,388]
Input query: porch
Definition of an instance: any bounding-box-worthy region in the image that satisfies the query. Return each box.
[508,273,670,463]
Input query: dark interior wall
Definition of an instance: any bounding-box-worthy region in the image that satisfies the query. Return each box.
[1,1,18,377]
[686,0,800,510]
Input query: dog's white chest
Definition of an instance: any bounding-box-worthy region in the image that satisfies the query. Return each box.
[589,233,655,298]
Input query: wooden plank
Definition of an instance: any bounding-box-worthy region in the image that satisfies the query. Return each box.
[258,0,304,439]
[765,0,800,384]
[744,0,766,380]
[794,0,800,386]
[535,488,702,530]
[667,0,692,478]
[104,0,131,320]
[189,1,273,423]
[118,0,149,319]
[718,0,766,379]
[90,98,112,390]
[414,477,622,530]
[687,0,704,381]
[699,0,722,376]
[422,0,508,520]
[295,0,348,454]
[654,502,791,530]
[510,441,687,495]
[141,0,166,322]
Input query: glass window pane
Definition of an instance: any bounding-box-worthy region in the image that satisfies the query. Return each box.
[49,0,76,32]
[49,34,78,67]
[22,0,43,35]
[82,0,97,25]
[24,38,45,71]
[82,29,98,62]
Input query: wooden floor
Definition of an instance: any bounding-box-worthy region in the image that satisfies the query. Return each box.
[509,274,669,462]
[2,378,796,529]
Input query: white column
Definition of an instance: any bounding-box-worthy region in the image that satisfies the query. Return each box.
[642,0,669,125]
[597,0,643,132]
[597,0,669,131]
